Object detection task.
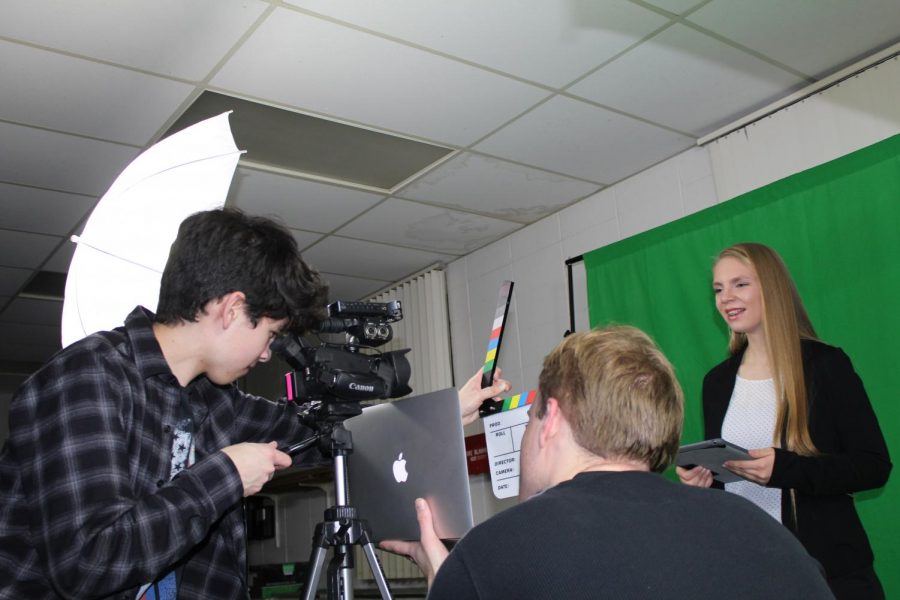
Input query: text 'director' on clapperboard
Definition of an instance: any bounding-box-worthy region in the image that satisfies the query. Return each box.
[483,390,537,499]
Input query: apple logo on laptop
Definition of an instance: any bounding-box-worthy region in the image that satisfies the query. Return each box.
[392,452,409,483]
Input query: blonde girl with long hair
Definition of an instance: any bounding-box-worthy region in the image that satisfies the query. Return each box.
[677,242,891,599]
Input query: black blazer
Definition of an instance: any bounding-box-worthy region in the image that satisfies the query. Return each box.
[703,339,892,578]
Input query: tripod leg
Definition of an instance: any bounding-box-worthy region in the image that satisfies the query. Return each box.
[361,542,393,600]
[302,524,329,600]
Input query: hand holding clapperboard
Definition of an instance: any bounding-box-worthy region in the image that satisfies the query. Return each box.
[477,281,539,499]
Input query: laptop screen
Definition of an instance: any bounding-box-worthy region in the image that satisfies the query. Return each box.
[344,388,474,542]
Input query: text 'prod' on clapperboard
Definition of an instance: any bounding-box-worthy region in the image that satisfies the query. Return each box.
[482,390,538,498]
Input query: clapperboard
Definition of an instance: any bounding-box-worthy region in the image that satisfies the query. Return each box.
[475,280,537,498]
[482,389,538,499]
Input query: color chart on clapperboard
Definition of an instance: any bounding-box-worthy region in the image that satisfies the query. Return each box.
[481,280,513,389]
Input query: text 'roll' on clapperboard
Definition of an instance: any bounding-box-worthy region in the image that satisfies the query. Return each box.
[477,280,538,499]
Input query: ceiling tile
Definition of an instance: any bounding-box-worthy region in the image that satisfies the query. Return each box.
[0,0,268,80]
[642,0,706,15]
[43,238,77,273]
[0,340,59,363]
[0,267,30,296]
[287,0,669,88]
[302,236,455,281]
[0,122,139,197]
[0,230,63,269]
[336,198,522,255]
[0,322,60,347]
[0,41,195,145]
[474,95,694,183]
[211,8,550,146]
[0,182,96,236]
[569,24,807,135]
[0,297,63,326]
[319,273,390,302]
[0,373,28,389]
[690,0,900,78]
[290,229,324,252]
[228,168,385,233]
[397,153,600,223]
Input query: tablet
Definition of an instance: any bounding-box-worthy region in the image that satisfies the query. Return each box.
[676,438,752,484]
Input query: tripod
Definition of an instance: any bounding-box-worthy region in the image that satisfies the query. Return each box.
[290,421,393,600]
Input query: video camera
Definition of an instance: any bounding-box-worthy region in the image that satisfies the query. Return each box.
[272,300,412,424]
[272,302,414,595]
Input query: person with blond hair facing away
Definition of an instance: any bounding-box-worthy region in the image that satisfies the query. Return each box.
[384,325,832,599]
[678,242,891,598]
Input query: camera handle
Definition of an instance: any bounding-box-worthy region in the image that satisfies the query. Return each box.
[300,423,393,600]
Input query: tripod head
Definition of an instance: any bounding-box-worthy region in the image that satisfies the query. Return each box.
[280,399,362,464]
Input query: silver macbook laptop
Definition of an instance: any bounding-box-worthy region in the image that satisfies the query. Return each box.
[343,388,474,542]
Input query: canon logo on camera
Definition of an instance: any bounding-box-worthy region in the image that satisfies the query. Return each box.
[349,382,375,392]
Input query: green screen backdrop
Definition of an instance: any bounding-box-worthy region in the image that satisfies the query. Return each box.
[585,134,900,593]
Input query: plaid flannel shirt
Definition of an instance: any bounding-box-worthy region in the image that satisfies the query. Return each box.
[0,307,313,599]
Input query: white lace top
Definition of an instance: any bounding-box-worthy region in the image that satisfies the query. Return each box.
[721,376,782,523]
